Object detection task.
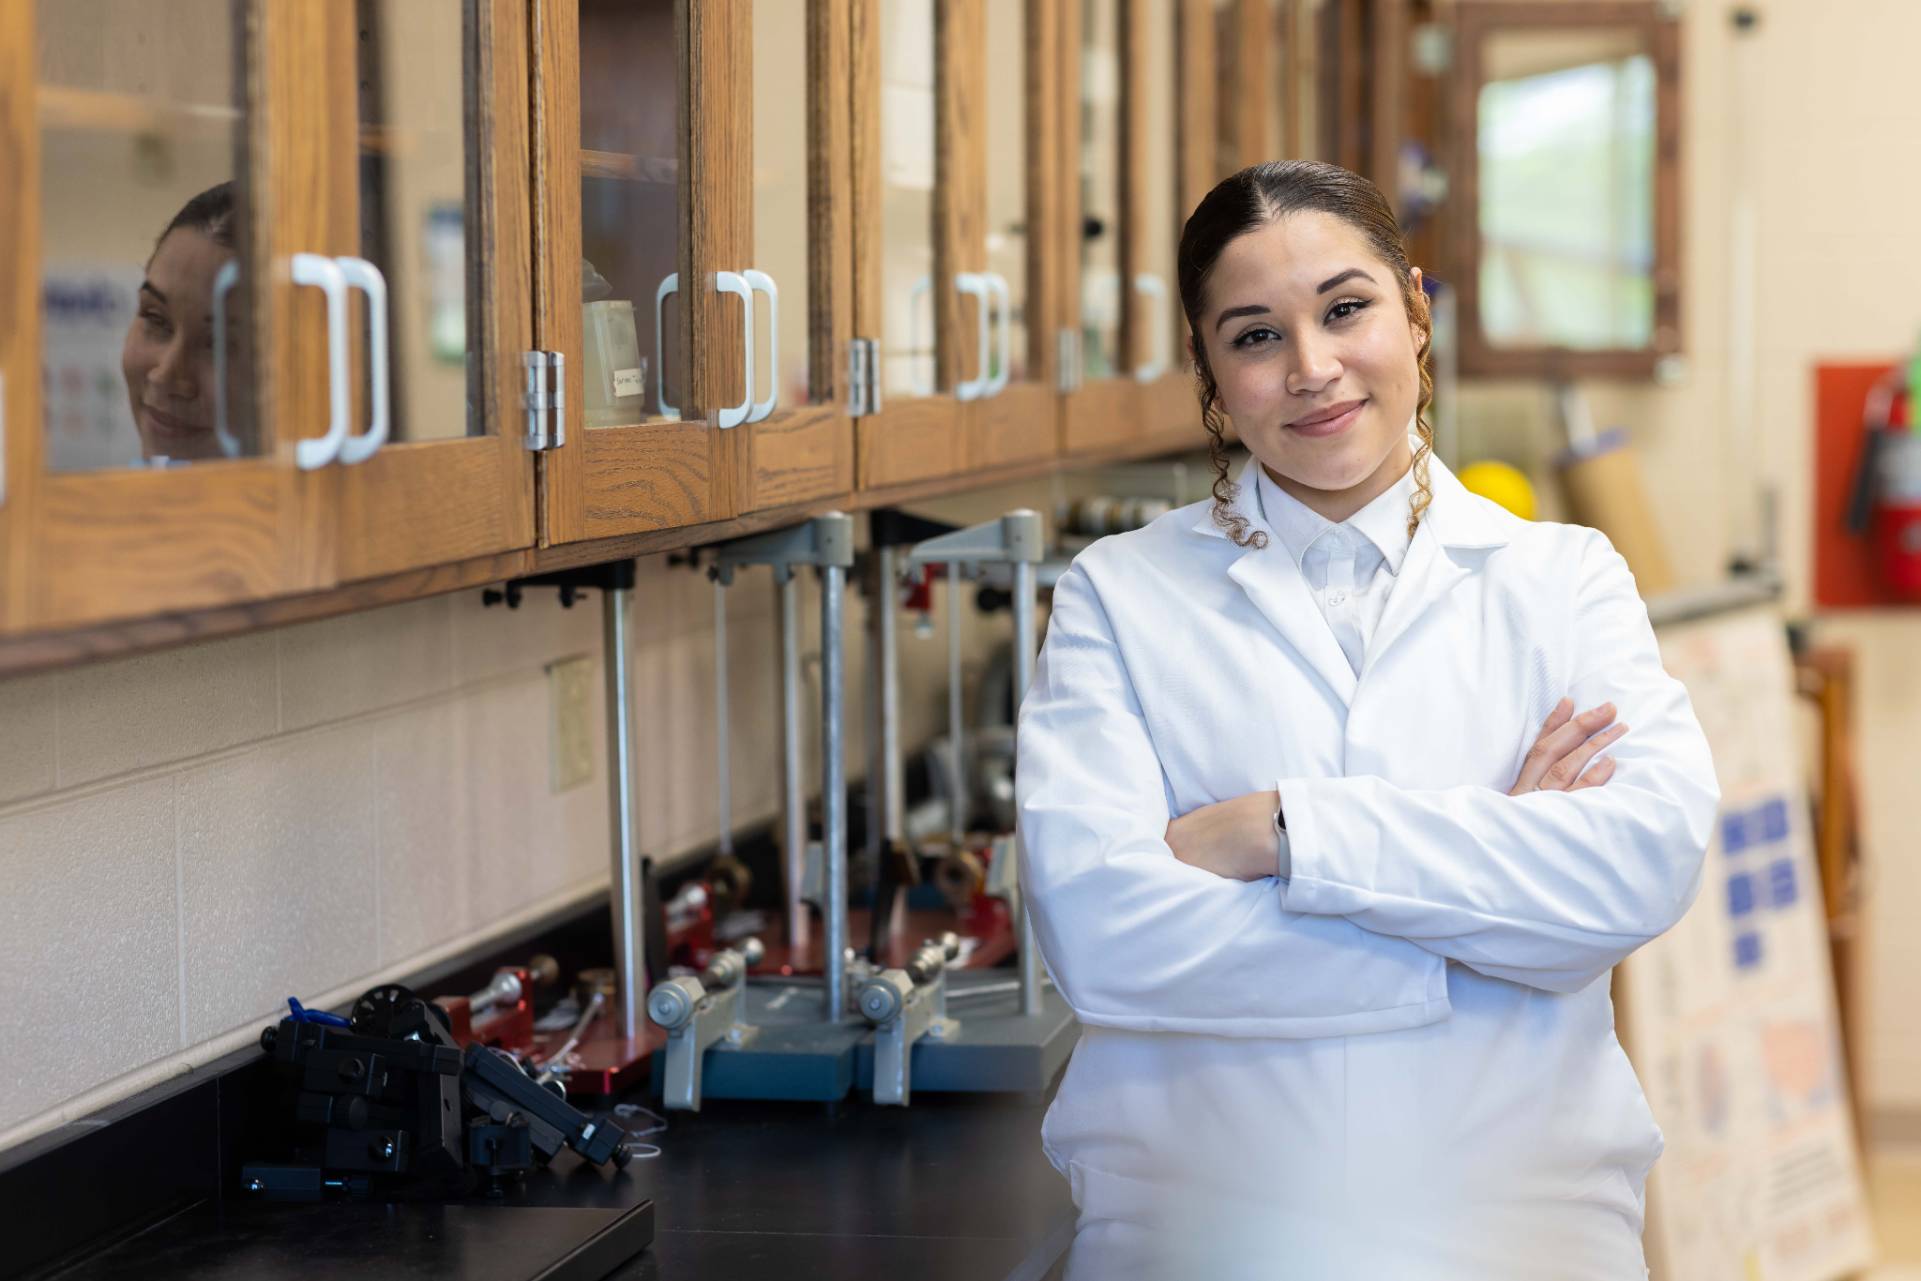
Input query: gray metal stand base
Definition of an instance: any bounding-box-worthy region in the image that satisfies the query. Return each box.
[651,979,868,1104]
[854,971,1079,1096]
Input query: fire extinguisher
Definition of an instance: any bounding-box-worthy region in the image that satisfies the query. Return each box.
[1845,360,1921,598]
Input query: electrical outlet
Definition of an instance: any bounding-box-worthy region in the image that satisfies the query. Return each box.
[547,655,595,794]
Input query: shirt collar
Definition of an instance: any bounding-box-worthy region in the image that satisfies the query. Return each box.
[1193,432,1518,552]
[1254,451,1420,575]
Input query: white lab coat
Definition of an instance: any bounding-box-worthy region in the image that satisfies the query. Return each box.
[1016,453,1720,1280]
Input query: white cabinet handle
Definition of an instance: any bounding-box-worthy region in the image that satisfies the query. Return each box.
[954,273,991,402]
[334,256,390,465]
[984,272,1012,397]
[1132,273,1170,383]
[655,272,680,419]
[743,268,778,424]
[292,252,350,470]
[715,270,753,430]
[211,259,243,459]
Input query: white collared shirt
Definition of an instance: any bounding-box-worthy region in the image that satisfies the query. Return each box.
[1254,459,1418,679]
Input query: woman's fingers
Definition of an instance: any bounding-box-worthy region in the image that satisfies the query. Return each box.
[1509,701,1622,795]
[1539,720,1627,791]
[1568,754,1618,792]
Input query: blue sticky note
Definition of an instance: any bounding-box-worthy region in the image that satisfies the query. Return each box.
[1726,873,1757,917]
[1734,933,1763,969]
[1759,798,1790,843]
[1721,812,1750,855]
[1768,858,1797,908]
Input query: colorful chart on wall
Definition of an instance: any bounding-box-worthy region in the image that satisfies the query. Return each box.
[1620,605,1874,1280]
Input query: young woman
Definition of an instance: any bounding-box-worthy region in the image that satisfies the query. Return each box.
[122,182,240,463]
[1016,161,1719,1279]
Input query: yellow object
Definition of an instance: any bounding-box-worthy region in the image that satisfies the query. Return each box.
[1457,460,1537,521]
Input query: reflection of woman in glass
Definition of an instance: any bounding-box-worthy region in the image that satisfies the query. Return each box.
[122,182,237,462]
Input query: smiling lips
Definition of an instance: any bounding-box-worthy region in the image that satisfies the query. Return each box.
[1285,398,1366,438]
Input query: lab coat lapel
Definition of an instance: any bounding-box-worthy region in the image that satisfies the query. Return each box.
[1362,457,1514,681]
[1202,462,1361,707]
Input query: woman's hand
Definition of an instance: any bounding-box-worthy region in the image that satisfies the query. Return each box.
[1508,698,1626,795]
[1165,699,1626,882]
[1165,789,1283,882]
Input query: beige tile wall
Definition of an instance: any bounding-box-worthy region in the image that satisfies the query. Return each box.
[0,470,1140,1149]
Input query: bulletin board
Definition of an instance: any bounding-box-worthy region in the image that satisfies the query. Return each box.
[1619,606,1874,1281]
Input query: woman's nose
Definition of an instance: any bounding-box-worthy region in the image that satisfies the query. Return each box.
[149,336,199,399]
[1284,335,1342,396]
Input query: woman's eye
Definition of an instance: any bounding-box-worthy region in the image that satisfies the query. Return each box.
[1327,298,1371,323]
[1232,326,1280,350]
[140,310,171,336]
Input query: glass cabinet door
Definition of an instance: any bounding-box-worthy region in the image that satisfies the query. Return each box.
[7,0,338,631]
[966,0,1060,472]
[853,0,967,490]
[736,0,855,513]
[329,0,537,580]
[535,0,733,544]
[1131,0,1207,445]
[1059,0,1140,454]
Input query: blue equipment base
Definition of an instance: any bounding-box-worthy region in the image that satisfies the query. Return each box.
[649,979,866,1104]
[854,972,1079,1096]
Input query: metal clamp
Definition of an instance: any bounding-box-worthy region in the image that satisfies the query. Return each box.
[291,253,350,470]
[713,513,857,1022]
[335,256,391,464]
[859,933,961,1106]
[648,938,765,1112]
[903,512,1046,1017]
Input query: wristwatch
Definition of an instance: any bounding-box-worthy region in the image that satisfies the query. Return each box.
[1273,803,1292,880]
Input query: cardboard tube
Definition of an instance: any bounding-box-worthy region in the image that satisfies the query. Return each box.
[1556,428,1676,598]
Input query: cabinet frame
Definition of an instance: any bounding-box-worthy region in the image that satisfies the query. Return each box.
[6,0,343,634]
[534,0,734,545]
[1057,0,1142,457]
[327,0,539,583]
[732,0,857,515]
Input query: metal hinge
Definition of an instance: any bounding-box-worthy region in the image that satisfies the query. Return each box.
[522,350,565,451]
[1056,329,1082,394]
[847,337,881,418]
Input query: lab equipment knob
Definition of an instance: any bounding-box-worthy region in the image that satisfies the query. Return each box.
[646,976,708,1031]
[857,970,914,1025]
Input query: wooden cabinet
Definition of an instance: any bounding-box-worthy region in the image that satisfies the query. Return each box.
[0,0,537,635]
[2,0,1270,656]
[3,0,339,631]
[327,0,538,582]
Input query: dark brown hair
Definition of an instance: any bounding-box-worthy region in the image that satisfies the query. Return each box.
[152,181,237,259]
[1177,160,1434,548]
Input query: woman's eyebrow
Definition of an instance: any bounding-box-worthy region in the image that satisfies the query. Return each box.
[1316,268,1375,294]
[139,281,168,307]
[1213,303,1270,333]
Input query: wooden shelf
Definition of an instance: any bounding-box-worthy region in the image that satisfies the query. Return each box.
[581,148,677,184]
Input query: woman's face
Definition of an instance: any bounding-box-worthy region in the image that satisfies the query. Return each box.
[122,226,237,462]
[1194,211,1425,520]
